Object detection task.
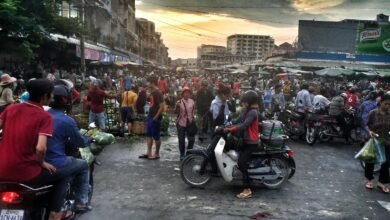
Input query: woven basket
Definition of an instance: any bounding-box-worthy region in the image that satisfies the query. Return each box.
[132,121,146,135]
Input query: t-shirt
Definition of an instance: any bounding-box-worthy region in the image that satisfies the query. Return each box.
[123,76,133,91]
[121,90,138,107]
[148,89,164,119]
[46,109,88,168]
[87,87,110,113]
[0,102,53,182]
[157,80,168,94]
[233,82,240,95]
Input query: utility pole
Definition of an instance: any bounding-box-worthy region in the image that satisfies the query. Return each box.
[79,0,86,81]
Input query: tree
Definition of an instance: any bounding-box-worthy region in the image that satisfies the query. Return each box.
[0,0,84,60]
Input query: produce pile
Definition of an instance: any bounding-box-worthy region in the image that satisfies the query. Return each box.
[160,112,170,136]
[72,113,89,129]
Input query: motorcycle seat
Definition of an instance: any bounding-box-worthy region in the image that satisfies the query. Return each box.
[288,110,304,119]
[0,182,53,193]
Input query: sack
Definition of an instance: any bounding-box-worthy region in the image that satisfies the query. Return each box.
[187,119,198,136]
[373,138,387,165]
[355,138,376,162]
[92,131,115,145]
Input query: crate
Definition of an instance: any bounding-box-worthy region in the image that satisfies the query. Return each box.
[132,121,146,135]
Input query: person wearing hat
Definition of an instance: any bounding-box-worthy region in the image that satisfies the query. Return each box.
[0,74,17,113]
[175,87,196,161]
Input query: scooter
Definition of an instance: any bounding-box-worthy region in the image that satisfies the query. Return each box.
[279,109,306,140]
[180,124,295,189]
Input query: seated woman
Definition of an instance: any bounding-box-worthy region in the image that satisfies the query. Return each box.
[45,85,92,213]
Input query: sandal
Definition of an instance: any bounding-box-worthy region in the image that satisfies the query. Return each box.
[236,191,252,199]
[62,211,75,220]
[138,154,148,159]
[377,185,390,194]
[75,205,92,213]
[365,182,374,190]
[147,157,159,160]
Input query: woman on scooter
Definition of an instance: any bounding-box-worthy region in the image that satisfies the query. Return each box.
[224,90,260,199]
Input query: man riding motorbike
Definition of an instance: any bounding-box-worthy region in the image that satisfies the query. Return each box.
[223,90,260,199]
[45,85,92,214]
[0,79,69,220]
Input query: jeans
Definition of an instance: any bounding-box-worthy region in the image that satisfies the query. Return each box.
[27,169,71,212]
[177,124,195,160]
[55,157,90,205]
[89,111,106,130]
[365,144,390,184]
[238,144,259,188]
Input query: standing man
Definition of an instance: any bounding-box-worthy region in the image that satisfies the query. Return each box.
[196,80,214,140]
[295,84,313,114]
[139,75,164,160]
[210,86,231,133]
[121,86,138,135]
[87,80,115,130]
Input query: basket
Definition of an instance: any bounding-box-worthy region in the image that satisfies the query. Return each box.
[132,121,146,135]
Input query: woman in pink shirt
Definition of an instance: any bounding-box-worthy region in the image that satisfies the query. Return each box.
[175,87,196,161]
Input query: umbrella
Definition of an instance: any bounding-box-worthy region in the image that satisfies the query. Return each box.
[258,70,272,75]
[314,67,354,77]
[377,70,390,77]
[231,69,247,74]
[356,71,378,76]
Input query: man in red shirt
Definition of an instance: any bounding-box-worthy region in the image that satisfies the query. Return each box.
[0,79,71,220]
[157,76,168,94]
[87,80,115,130]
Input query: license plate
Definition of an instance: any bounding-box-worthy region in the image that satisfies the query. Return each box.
[0,209,24,220]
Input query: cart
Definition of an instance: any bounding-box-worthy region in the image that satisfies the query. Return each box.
[104,97,124,136]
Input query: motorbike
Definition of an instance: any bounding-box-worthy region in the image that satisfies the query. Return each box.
[180,122,295,189]
[279,109,306,140]
[311,107,359,144]
[0,124,104,220]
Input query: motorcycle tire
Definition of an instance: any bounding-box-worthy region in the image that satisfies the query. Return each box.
[262,157,289,189]
[349,129,359,143]
[180,155,212,188]
[360,161,380,174]
[305,127,317,145]
[287,157,296,179]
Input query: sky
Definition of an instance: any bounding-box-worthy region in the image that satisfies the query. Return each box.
[135,0,390,59]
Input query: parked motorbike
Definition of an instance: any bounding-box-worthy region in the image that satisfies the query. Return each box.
[0,124,104,220]
[312,107,359,144]
[180,123,295,189]
[279,110,306,140]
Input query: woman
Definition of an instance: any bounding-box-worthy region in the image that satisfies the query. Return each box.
[360,92,378,144]
[0,74,17,113]
[175,87,196,161]
[365,94,390,193]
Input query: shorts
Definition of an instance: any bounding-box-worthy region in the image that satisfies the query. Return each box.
[146,116,161,141]
[121,107,134,123]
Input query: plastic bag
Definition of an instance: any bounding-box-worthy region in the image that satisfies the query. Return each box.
[92,131,115,145]
[373,138,386,165]
[79,147,95,165]
[355,138,376,162]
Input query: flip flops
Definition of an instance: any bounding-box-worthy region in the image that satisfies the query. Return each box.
[138,154,148,159]
[236,191,252,199]
[377,185,390,194]
[365,182,374,190]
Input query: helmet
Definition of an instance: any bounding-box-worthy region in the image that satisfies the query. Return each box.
[240,90,259,105]
[341,92,347,98]
[49,85,71,110]
[346,82,354,89]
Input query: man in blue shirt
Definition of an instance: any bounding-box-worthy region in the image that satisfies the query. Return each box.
[46,85,92,213]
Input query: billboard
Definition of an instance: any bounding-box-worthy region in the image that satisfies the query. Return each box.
[356,23,390,55]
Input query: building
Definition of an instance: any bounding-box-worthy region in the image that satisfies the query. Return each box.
[172,58,198,70]
[55,0,169,66]
[297,14,390,63]
[197,44,229,68]
[264,42,296,59]
[227,34,275,60]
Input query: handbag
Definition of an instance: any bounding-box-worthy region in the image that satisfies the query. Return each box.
[182,100,198,136]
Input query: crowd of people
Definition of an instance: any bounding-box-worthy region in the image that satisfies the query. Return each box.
[0,64,389,209]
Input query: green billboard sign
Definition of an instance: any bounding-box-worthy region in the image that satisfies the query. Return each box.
[356,23,390,55]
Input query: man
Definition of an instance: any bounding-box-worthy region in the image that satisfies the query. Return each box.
[313,92,331,114]
[345,85,359,109]
[46,85,91,213]
[295,83,313,114]
[139,75,164,160]
[157,76,168,94]
[87,80,115,130]
[103,73,112,90]
[0,79,71,220]
[121,86,138,135]
[210,86,230,132]
[196,80,214,140]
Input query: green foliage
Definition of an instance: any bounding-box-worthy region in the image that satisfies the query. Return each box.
[0,0,84,61]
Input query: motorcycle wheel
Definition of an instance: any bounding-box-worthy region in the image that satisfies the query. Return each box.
[318,126,331,142]
[360,161,380,174]
[287,157,296,179]
[180,155,212,188]
[262,158,289,189]
[305,127,317,145]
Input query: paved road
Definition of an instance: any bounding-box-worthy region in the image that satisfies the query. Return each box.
[79,136,390,220]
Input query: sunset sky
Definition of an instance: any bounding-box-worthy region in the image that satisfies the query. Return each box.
[135,0,390,59]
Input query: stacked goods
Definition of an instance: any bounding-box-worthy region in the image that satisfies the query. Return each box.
[160,112,170,136]
[132,115,146,135]
[73,113,89,129]
[260,120,287,150]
